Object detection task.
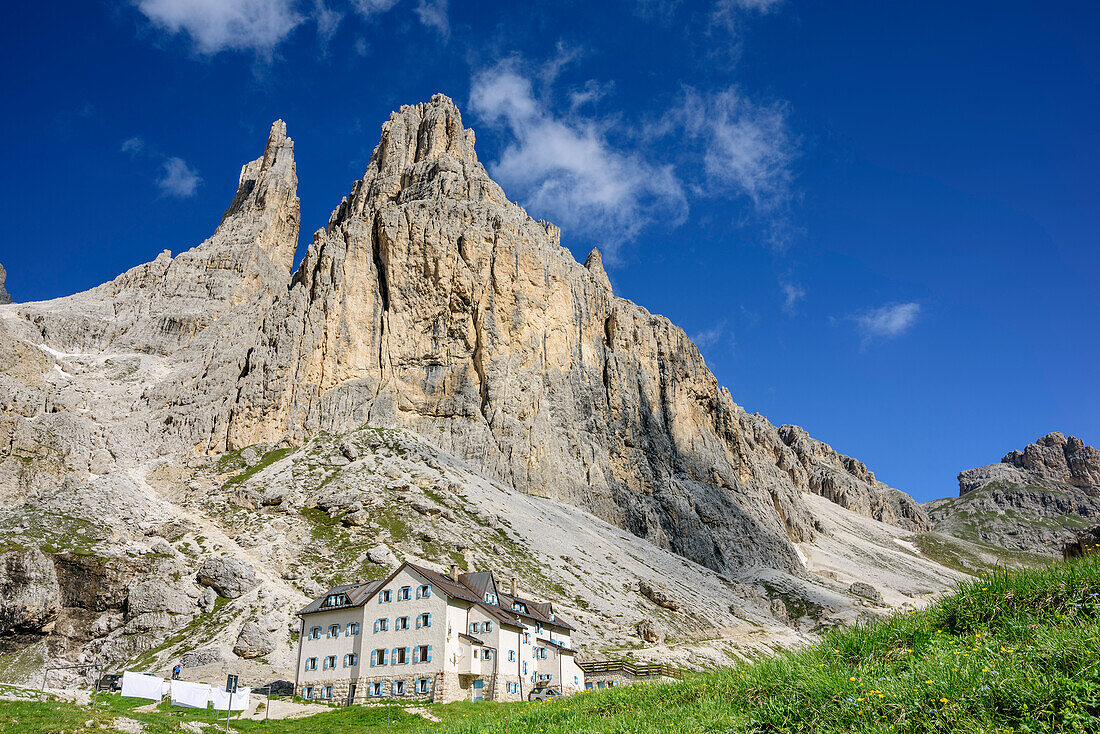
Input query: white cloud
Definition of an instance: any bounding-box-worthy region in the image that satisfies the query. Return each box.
[354,37,369,55]
[666,87,794,211]
[719,0,784,12]
[134,0,305,55]
[121,137,145,155]
[313,0,343,46]
[569,79,613,110]
[352,0,449,37]
[691,321,729,351]
[352,0,401,14]
[157,157,202,198]
[470,62,686,260]
[780,280,804,311]
[414,0,449,38]
[854,302,921,341]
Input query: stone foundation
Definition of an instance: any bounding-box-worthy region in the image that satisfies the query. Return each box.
[297,673,437,704]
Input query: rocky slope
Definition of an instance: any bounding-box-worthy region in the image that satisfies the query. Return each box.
[0,96,959,688]
[926,433,1100,557]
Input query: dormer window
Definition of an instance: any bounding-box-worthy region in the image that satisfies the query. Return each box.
[324,593,347,608]
[484,592,497,604]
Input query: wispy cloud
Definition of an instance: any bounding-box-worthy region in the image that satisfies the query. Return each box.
[313,0,343,47]
[469,61,686,261]
[663,87,794,212]
[414,0,448,38]
[157,157,202,198]
[569,79,613,111]
[352,0,449,37]
[691,320,729,351]
[717,0,784,13]
[121,137,146,156]
[854,302,921,342]
[780,280,805,311]
[133,0,305,55]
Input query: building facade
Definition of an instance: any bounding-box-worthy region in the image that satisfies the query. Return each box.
[294,562,584,704]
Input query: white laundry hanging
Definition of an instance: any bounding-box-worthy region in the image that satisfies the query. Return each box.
[210,685,250,711]
[120,671,165,701]
[170,680,211,709]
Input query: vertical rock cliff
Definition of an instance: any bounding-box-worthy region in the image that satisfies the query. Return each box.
[4,97,928,580]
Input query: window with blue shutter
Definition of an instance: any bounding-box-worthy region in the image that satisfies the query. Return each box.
[405,646,411,663]
[412,646,420,663]
[426,644,432,662]
[427,613,432,627]
[392,647,399,665]
[373,620,379,633]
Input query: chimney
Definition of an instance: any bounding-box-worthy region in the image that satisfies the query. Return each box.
[450,563,459,582]
[511,576,519,596]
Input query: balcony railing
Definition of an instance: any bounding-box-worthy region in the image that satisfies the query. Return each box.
[576,660,682,679]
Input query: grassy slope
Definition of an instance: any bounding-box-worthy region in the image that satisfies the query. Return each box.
[5,558,1100,733]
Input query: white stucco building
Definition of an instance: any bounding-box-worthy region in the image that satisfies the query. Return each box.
[293,562,584,703]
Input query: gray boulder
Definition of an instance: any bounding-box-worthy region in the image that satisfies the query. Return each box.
[196,557,259,599]
[233,621,278,659]
[0,549,61,633]
[638,581,680,611]
[199,586,217,613]
[366,545,396,566]
[635,619,664,643]
[127,580,195,617]
[849,582,884,604]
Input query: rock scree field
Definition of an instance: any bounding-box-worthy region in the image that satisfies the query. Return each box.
[3,555,1099,733]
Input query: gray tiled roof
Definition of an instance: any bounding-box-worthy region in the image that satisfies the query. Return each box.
[297,579,383,616]
[298,563,575,632]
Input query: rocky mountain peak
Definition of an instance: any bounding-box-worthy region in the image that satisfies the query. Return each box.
[329,94,504,226]
[585,247,612,292]
[219,119,299,275]
[1000,432,1100,489]
[0,262,10,304]
[5,96,935,587]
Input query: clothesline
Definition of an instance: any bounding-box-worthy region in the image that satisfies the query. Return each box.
[119,671,252,711]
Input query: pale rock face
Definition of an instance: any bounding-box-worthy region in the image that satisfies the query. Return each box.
[1000,432,1100,490]
[4,96,931,588]
[0,262,11,304]
[927,433,1100,556]
[0,549,61,633]
[233,620,278,659]
[196,557,260,599]
[208,95,927,577]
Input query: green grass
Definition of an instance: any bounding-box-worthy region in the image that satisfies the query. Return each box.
[221,448,292,489]
[914,531,1051,576]
[7,556,1100,733]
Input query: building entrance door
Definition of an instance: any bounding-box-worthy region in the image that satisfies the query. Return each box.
[347,683,356,706]
[473,679,484,701]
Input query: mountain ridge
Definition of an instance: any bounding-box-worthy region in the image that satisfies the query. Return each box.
[0,95,963,689]
[7,95,928,579]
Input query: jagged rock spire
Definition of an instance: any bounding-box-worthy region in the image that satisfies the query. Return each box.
[221,119,300,275]
[585,247,612,292]
[0,262,11,304]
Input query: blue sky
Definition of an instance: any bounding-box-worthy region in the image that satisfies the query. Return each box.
[1,1,1097,501]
